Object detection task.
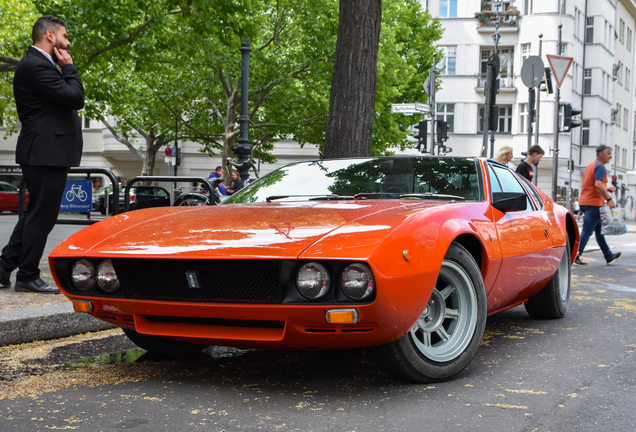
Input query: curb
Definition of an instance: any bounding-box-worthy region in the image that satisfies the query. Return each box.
[0,302,116,346]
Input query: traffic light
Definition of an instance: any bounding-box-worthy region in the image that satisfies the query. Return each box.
[480,106,499,131]
[541,67,554,95]
[175,147,181,166]
[414,120,428,152]
[563,104,583,131]
[612,175,618,188]
[528,88,536,123]
[436,120,449,143]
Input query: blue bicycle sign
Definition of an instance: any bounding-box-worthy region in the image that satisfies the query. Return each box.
[60,180,92,213]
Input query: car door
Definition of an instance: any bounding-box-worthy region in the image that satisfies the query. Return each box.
[487,163,556,311]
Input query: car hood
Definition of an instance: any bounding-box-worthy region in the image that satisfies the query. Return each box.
[52,201,444,259]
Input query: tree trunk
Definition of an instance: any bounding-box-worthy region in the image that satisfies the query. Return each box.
[323,0,382,159]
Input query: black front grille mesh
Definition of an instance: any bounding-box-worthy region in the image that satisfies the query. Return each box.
[111,259,281,303]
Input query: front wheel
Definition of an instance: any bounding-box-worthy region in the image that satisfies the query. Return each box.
[371,243,487,383]
[524,236,571,319]
[122,328,209,355]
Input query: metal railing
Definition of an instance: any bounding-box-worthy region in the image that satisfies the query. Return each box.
[19,167,120,225]
[123,176,218,212]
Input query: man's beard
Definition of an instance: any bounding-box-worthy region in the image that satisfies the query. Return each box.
[52,36,71,64]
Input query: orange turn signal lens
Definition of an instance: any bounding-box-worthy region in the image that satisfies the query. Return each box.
[403,249,412,261]
[73,300,93,313]
[326,309,359,324]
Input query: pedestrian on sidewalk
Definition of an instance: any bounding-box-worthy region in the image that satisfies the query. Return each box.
[0,16,84,294]
[516,145,544,182]
[574,145,621,266]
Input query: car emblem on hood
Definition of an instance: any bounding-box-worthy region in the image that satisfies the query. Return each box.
[186,271,200,289]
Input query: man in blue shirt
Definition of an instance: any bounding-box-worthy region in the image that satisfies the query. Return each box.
[209,166,226,196]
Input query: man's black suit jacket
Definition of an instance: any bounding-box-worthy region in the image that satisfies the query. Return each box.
[13,46,84,167]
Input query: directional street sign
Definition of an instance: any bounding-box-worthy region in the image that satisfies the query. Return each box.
[391,103,429,115]
[546,54,573,88]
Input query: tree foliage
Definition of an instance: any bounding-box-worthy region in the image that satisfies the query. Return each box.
[0,0,442,174]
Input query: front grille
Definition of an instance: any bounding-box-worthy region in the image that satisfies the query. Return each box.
[111,259,281,303]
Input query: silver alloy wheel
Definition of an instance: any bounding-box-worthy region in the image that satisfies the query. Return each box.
[409,260,478,363]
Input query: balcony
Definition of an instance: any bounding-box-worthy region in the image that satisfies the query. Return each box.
[476,73,517,92]
[475,9,520,33]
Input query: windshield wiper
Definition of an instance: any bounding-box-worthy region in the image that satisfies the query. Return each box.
[266,194,354,203]
[399,193,465,201]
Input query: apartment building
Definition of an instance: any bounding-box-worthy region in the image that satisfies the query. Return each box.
[427,0,636,219]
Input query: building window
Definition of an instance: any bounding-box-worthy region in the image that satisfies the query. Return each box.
[519,103,527,133]
[582,120,590,145]
[436,103,455,133]
[625,108,629,131]
[83,116,90,129]
[586,17,594,44]
[481,47,514,87]
[628,28,633,51]
[523,0,533,15]
[627,68,631,92]
[583,69,592,95]
[438,46,457,75]
[485,1,512,12]
[558,0,566,14]
[521,43,531,64]
[439,0,457,18]
[478,105,512,133]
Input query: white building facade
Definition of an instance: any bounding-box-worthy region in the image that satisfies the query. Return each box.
[426,0,636,219]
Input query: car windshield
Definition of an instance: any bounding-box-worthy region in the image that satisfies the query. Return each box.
[225,156,481,204]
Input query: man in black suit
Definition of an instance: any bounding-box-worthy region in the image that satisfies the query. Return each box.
[0,16,84,294]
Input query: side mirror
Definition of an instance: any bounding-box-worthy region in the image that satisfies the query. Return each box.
[492,192,527,212]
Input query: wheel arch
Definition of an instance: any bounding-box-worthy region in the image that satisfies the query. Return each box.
[451,233,484,272]
[564,211,580,264]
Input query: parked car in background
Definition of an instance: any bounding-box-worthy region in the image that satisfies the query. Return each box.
[0,181,29,213]
[93,185,171,214]
[50,156,579,383]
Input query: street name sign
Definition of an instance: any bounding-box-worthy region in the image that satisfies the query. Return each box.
[546,54,573,88]
[391,103,430,116]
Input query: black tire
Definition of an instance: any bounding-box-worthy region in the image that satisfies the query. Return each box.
[524,236,571,319]
[174,196,207,206]
[371,242,487,383]
[122,328,208,355]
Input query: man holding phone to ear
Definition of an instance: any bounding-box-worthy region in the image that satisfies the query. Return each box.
[0,16,84,294]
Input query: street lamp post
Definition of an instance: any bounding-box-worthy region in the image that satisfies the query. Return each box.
[232,39,253,183]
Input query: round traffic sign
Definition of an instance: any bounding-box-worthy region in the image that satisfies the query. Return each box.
[164,147,173,157]
[521,55,545,88]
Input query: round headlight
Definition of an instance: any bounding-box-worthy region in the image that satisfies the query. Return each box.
[71,259,96,291]
[96,259,120,293]
[296,263,331,300]
[341,263,375,301]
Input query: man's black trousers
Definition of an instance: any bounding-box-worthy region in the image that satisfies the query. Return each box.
[0,165,68,282]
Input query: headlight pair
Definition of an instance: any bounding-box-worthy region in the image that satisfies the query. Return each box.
[71,259,120,293]
[296,262,375,301]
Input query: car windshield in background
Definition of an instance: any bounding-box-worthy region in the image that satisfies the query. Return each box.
[225,157,481,204]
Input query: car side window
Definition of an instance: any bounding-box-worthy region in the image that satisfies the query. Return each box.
[488,165,502,193]
[490,164,533,211]
[518,176,545,211]
[155,188,169,197]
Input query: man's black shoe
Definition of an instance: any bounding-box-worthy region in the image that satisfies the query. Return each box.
[574,256,587,266]
[15,278,60,294]
[0,265,11,288]
[606,252,622,264]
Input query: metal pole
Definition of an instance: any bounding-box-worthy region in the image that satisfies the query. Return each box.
[482,66,492,158]
[430,54,437,156]
[174,117,178,191]
[552,24,562,202]
[489,0,502,159]
[533,34,543,185]
[527,87,533,151]
[232,39,253,183]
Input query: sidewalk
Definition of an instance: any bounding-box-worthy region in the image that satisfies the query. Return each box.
[0,215,114,346]
[1,214,635,347]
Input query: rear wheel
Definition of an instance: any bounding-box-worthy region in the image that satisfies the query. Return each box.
[524,236,571,319]
[122,328,208,355]
[371,243,487,383]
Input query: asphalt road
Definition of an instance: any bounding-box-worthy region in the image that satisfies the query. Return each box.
[0,221,634,431]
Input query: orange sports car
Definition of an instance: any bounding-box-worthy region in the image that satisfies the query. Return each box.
[50,156,579,383]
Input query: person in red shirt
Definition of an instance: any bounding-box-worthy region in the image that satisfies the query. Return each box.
[574,145,621,266]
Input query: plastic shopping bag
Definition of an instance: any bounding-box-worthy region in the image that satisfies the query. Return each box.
[600,206,627,235]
